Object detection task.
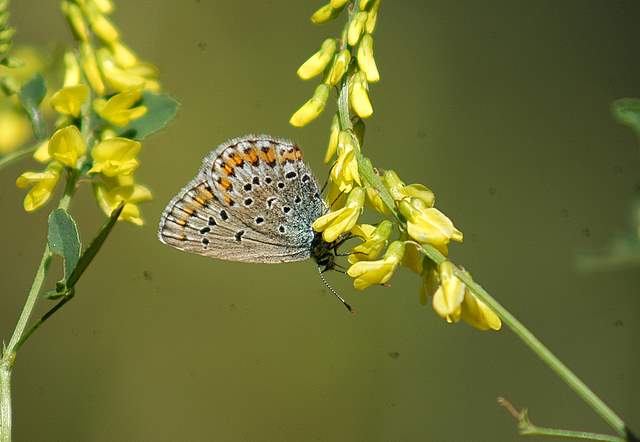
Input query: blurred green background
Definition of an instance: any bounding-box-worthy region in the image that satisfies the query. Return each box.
[1,1,639,441]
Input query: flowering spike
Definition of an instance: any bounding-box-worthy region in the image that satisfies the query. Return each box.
[297,38,336,80]
[289,84,330,127]
[356,34,379,83]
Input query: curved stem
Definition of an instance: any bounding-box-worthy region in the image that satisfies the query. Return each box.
[336,43,628,438]
[0,144,38,171]
[0,360,11,442]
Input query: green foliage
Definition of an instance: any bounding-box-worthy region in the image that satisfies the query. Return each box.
[18,73,46,139]
[119,91,179,140]
[612,98,640,135]
[47,208,81,280]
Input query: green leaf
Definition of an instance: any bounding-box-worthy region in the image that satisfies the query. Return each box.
[66,201,125,289]
[612,98,640,134]
[119,91,179,140]
[47,208,81,279]
[18,73,46,139]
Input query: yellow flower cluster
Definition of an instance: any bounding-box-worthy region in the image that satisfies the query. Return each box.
[295,1,500,331]
[290,0,380,127]
[15,0,158,225]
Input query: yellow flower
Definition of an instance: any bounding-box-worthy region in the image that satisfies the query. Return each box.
[48,125,87,168]
[33,140,50,163]
[297,38,336,80]
[61,1,89,42]
[431,261,501,331]
[347,11,367,46]
[87,9,119,43]
[80,42,105,95]
[383,170,435,206]
[93,0,114,14]
[330,0,350,7]
[0,106,31,154]
[326,49,350,86]
[419,259,439,305]
[399,197,463,253]
[432,261,465,322]
[110,40,138,69]
[310,3,341,24]
[289,84,329,127]
[97,48,146,92]
[365,185,388,215]
[348,220,392,263]
[402,240,424,274]
[350,71,373,118]
[347,240,405,290]
[356,34,380,83]
[93,87,147,126]
[330,131,361,192]
[89,137,141,176]
[324,114,340,163]
[62,51,81,87]
[50,84,89,117]
[95,177,152,226]
[312,186,365,242]
[16,163,62,212]
[365,0,381,34]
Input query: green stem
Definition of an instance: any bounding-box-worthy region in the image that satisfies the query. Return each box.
[0,144,38,171]
[520,425,624,442]
[336,41,627,438]
[0,358,12,442]
[420,244,627,437]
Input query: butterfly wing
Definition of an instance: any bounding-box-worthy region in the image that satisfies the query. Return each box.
[158,135,326,264]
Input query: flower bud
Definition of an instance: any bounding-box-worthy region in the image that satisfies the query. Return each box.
[62,1,89,42]
[87,10,119,43]
[311,3,341,24]
[324,114,340,163]
[365,0,381,33]
[289,84,329,127]
[326,49,350,86]
[297,38,336,80]
[110,40,138,69]
[62,51,81,87]
[356,34,379,83]
[80,43,105,95]
[347,11,367,46]
[350,71,373,118]
[330,0,350,7]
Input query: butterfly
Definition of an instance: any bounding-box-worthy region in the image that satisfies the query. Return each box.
[157,134,352,309]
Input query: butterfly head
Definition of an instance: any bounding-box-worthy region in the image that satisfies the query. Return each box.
[310,231,342,272]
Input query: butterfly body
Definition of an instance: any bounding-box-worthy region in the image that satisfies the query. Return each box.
[158,134,333,266]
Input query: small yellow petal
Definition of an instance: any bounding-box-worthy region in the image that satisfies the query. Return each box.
[350,71,373,118]
[365,0,381,33]
[80,43,105,95]
[50,84,89,117]
[297,38,336,81]
[347,11,367,46]
[324,114,340,163]
[327,49,350,86]
[311,3,341,24]
[356,34,380,83]
[461,291,502,331]
[61,2,88,42]
[110,40,138,69]
[432,261,465,319]
[289,84,329,127]
[48,125,86,168]
[33,140,51,163]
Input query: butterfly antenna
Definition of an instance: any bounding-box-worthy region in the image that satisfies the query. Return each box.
[320,161,337,196]
[317,266,354,314]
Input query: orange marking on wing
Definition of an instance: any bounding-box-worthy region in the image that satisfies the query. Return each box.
[218,177,233,191]
[222,163,235,176]
[242,147,259,166]
[224,195,235,206]
[259,146,277,166]
[293,145,303,160]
